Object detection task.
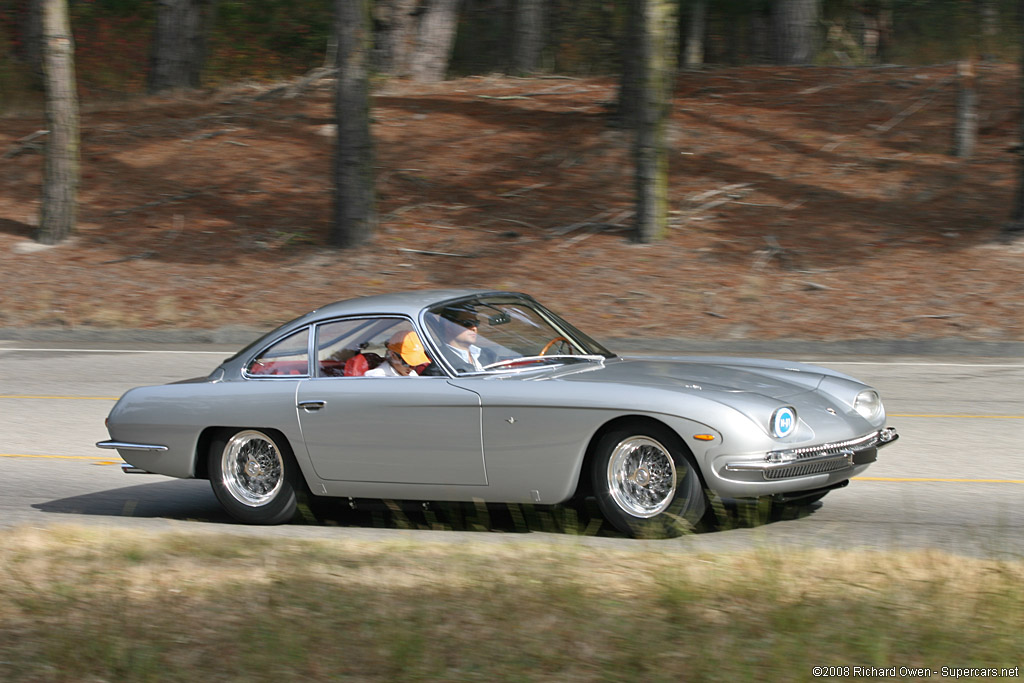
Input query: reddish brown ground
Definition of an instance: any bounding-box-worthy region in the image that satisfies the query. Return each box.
[1,65,1022,343]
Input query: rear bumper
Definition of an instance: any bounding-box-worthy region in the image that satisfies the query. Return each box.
[97,440,167,474]
[96,440,168,452]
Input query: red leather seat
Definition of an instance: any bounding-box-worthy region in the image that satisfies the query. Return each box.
[344,353,384,377]
[344,354,370,377]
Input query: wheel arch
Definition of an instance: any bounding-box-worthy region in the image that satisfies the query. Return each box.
[574,414,701,499]
[194,426,298,483]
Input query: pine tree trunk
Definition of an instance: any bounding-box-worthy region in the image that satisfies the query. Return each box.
[616,0,642,128]
[772,0,819,65]
[38,0,79,245]
[20,0,45,89]
[410,0,462,83]
[980,0,999,37]
[749,10,772,64]
[953,59,977,158]
[634,0,676,244]
[331,0,377,248]
[375,0,419,76]
[682,0,706,68]
[512,0,544,74]
[1002,0,1024,239]
[147,0,211,93]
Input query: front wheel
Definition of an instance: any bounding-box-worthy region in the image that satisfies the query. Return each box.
[591,427,707,538]
[209,429,299,524]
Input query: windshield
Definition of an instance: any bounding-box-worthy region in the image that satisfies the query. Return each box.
[421,295,613,375]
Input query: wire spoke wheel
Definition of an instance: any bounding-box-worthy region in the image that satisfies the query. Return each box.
[592,426,707,538]
[222,430,284,506]
[607,437,677,517]
[209,428,298,524]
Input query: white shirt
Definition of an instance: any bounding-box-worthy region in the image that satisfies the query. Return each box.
[364,362,418,377]
[447,344,482,370]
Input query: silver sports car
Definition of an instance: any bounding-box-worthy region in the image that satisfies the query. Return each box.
[98,289,898,537]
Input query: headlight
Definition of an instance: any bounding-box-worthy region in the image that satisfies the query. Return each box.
[771,406,797,438]
[854,390,882,419]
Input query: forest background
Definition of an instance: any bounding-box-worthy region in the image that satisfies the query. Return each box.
[1,0,1023,345]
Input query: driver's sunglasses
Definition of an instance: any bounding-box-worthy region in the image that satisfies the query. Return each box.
[456,318,480,329]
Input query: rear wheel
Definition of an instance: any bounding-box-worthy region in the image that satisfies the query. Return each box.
[591,426,707,538]
[209,429,299,524]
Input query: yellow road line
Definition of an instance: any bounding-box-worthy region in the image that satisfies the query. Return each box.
[854,476,1024,484]
[0,453,119,462]
[890,413,1024,419]
[0,395,118,400]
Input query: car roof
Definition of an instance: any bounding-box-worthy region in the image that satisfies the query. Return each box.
[223,289,523,367]
[306,288,514,320]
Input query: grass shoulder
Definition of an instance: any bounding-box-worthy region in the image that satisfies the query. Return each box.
[1,524,1021,680]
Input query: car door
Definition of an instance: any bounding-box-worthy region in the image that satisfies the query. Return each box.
[296,377,485,484]
[295,317,486,485]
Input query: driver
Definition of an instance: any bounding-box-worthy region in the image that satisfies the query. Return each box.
[365,330,430,377]
[437,308,493,372]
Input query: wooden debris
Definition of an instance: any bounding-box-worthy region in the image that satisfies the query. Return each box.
[397,247,473,258]
[551,209,633,237]
[478,85,591,100]
[101,251,156,265]
[256,67,338,101]
[871,77,954,134]
[185,128,238,142]
[900,314,965,322]
[498,183,549,198]
[494,217,542,231]
[752,235,795,270]
[3,130,49,159]
[108,191,203,216]
[799,84,834,95]
[672,182,754,227]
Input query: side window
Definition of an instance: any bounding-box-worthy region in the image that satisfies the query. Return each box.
[316,317,427,377]
[246,328,310,377]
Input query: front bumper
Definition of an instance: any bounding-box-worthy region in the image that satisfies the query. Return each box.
[724,427,898,481]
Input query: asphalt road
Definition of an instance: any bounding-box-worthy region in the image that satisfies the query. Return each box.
[1,340,1021,557]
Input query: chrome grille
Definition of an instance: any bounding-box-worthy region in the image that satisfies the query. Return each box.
[769,432,880,463]
[764,457,852,480]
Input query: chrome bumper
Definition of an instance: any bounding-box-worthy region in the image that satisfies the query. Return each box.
[96,440,168,452]
[725,427,898,481]
[96,441,167,474]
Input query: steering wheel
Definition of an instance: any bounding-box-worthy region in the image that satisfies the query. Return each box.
[539,336,571,356]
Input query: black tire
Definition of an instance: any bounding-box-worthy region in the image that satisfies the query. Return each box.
[209,428,299,525]
[590,426,707,538]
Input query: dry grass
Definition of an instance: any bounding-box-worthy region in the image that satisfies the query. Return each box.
[1,525,1021,681]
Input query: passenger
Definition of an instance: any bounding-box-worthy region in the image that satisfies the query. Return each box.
[365,330,429,377]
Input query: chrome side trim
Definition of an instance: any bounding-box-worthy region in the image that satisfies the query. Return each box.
[96,440,168,452]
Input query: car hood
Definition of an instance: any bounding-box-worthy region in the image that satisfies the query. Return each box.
[550,356,825,401]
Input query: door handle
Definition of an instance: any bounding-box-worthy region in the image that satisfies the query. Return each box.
[298,400,326,411]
